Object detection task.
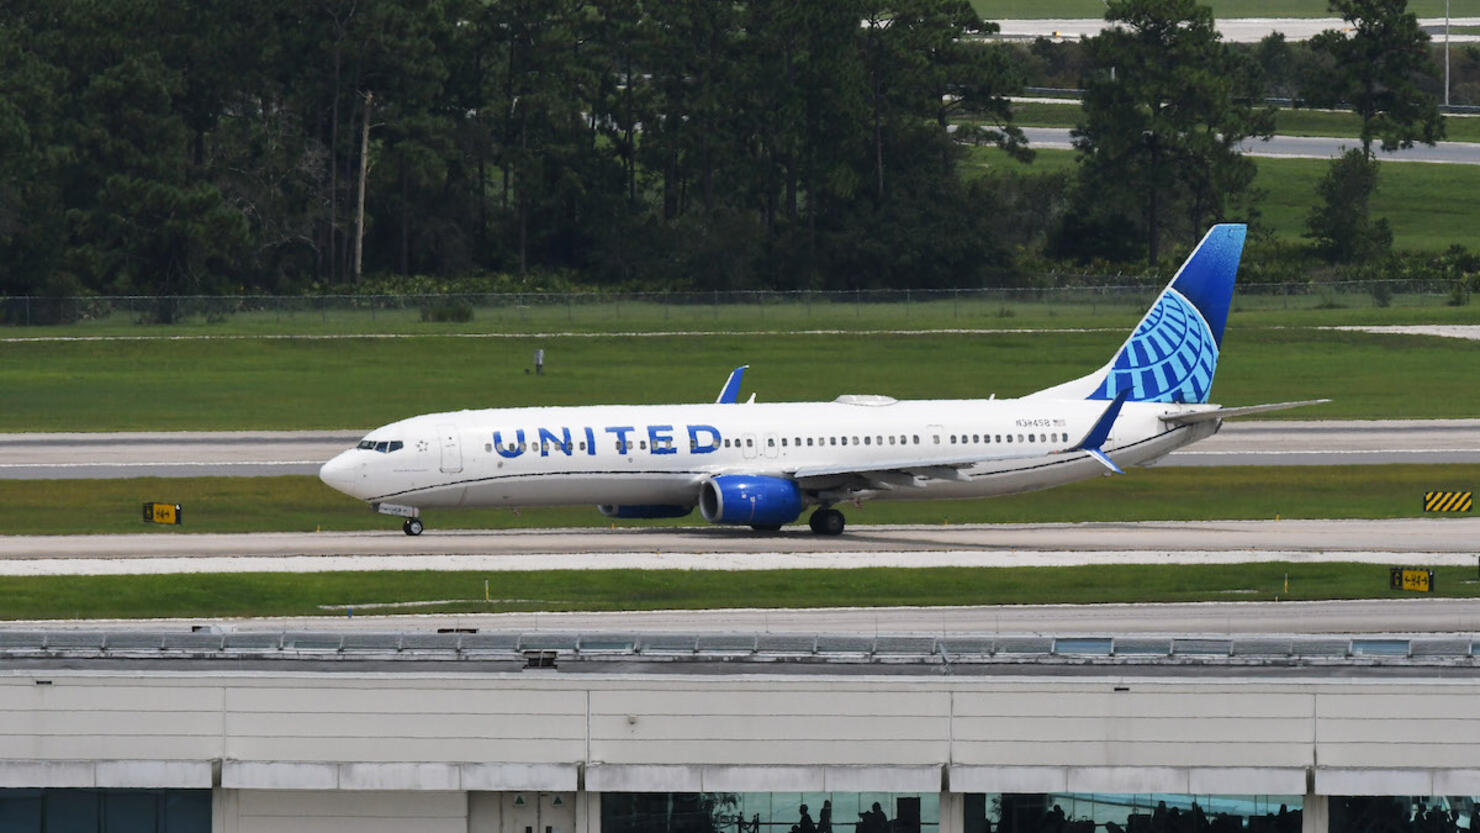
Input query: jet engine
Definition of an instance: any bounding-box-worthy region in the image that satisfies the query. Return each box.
[698,475,803,527]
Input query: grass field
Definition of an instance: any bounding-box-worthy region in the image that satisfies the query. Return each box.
[3,561,1477,620]
[968,147,1480,253]
[971,0,1458,19]
[4,325,1480,430]
[10,464,1477,535]
[1007,101,1480,144]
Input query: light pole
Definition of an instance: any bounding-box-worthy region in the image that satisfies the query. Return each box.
[1445,0,1451,108]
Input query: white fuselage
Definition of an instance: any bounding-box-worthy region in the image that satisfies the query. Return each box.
[319,396,1220,511]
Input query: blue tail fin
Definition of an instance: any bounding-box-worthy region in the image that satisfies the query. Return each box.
[1089,224,1246,404]
[1026,224,1246,404]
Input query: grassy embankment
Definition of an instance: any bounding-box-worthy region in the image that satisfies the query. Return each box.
[5,561,1480,621]
[968,147,1480,254]
[4,326,1479,431]
[7,464,1478,535]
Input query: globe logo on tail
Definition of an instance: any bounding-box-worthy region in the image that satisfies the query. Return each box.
[1090,288,1218,404]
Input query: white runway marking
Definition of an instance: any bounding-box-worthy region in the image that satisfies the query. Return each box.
[3,549,1474,577]
[0,327,1117,344]
[1324,325,1480,341]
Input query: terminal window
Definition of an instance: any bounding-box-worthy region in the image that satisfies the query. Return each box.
[0,789,210,833]
[973,794,1302,833]
[603,791,938,833]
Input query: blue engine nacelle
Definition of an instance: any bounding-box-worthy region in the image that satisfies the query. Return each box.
[698,475,803,527]
[598,504,694,519]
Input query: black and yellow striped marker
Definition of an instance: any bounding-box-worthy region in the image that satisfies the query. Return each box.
[1424,491,1472,513]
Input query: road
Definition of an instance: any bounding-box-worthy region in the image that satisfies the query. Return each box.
[3,420,1476,479]
[1020,126,1480,165]
[995,17,1480,44]
[2,517,1476,575]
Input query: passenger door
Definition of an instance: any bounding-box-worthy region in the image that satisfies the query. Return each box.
[438,424,463,473]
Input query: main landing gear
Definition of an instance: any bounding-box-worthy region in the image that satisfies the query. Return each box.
[402,518,424,536]
[808,507,845,536]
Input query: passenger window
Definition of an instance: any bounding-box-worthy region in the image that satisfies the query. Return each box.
[888,436,895,445]
[807,438,814,447]
[746,438,753,447]
[580,441,587,451]
[876,436,883,446]
[768,438,775,447]
[852,436,859,445]
[932,435,940,445]
[1029,434,1035,443]
[781,438,787,447]
[1018,434,1024,443]
[485,443,492,453]
[995,435,1002,443]
[1006,435,1013,443]
[972,434,979,443]
[830,437,837,446]
[864,436,871,446]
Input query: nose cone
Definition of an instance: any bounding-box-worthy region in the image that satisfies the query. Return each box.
[319,451,366,498]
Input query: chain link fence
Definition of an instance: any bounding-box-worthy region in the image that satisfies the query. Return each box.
[0,280,1464,331]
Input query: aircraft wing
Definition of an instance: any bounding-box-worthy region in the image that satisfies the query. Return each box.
[790,455,985,490]
[715,365,749,404]
[1160,399,1330,424]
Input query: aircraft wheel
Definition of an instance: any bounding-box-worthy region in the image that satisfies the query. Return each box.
[809,508,845,536]
[403,518,424,536]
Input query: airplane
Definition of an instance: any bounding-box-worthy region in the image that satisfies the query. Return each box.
[319,223,1322,536]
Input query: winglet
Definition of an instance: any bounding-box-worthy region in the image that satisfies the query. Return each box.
[716,365,749,404]
[1072,388,1130,474]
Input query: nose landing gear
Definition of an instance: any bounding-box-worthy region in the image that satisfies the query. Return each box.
[808,508,845,536]
[402,518,424,536]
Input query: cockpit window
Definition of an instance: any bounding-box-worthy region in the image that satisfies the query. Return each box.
[357,440,403,453]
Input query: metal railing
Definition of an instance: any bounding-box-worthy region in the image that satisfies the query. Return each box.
[0,629,1474,666]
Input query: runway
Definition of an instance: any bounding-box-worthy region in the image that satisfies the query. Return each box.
[4,419,1478,478]
[2,518,1476,575]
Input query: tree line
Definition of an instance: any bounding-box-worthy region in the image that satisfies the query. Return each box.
[0,0,1458,306]
[0,0,1034,300]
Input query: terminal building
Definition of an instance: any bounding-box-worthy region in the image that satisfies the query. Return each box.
[0,629,1477,833]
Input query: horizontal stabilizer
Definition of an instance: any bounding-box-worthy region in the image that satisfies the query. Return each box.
[1162,399,1330,424]
[1085,447,1123,475]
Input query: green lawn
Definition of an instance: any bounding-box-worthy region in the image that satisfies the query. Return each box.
[972,0,1457,19]
[969,146,1480,253]
[1004,101,1480,144]
[2,561,1476,620]
[4,326,1480,430]
[9,464,1477,535]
